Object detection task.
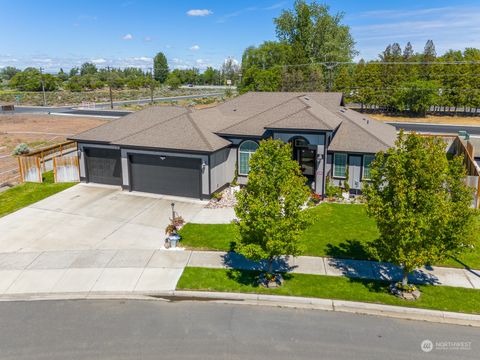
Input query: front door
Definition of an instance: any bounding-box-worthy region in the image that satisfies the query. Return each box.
[299,148,315,177]
[291,138,316,178]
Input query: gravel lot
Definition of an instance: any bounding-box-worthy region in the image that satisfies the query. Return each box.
[0,114,106,185]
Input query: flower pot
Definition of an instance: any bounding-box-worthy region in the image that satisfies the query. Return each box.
[167,234,181,249]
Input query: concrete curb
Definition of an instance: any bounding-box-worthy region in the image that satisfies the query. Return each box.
[1,290,479,327]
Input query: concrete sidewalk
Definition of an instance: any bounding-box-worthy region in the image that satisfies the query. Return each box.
[0,249,478,297]
[187,251,480,289]
[0,249,191,295]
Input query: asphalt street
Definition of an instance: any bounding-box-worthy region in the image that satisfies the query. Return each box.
[0,299,477,360]
[387,121,480,136]
[9,92,224,115]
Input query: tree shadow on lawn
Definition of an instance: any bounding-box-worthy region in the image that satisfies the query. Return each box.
[222,252,295,273]
[226,269,293,287]
[325,239,373,260]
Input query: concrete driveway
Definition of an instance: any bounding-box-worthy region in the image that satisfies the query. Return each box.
[0,184,206,253]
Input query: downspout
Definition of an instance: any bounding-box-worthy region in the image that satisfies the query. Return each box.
[208,153,212,198]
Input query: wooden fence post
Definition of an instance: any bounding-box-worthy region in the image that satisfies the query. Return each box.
[477,176,480,209]
[36,157,42,182]
[53,157,57,183]
[17,156,24,183]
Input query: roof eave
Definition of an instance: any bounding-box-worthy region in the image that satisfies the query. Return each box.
[264,127,331,132]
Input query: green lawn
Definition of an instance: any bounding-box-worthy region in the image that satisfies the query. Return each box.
[0,171,75,218]
[177,267,480,315]
[179,203,480,269]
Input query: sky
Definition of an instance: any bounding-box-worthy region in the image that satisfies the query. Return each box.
[1,0,480,72]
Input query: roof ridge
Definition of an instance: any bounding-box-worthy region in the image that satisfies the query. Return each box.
[299,96,343,129]
[187,111,214,151]
[218,95,306,133]
[114,108,188,143]
[336,111,391,148]
[265,107,310,127]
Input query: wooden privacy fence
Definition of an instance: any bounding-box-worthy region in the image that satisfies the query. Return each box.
[26,141,77,172]
[17,156,42,182]
[453,136,480,208]
[53,156,80,182]
[17,141,80,183]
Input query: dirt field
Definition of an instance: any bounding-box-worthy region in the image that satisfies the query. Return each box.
[0,114,107,185]
[370,114,480,125]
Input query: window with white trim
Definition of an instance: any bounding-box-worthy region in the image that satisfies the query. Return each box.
[333,153,347,178]
[238,140,258,175]
[363,154,375,180]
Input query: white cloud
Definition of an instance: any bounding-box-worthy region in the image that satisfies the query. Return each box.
[357,7,454,19]
[217,6,257,23]
[31,58,53,63]
[351,5,480,60]
[144,36,152,42]
[189,45,200,51]
[91,58,107,64]
[122,33,133,40]
[264,2,286,10]
[132,56,152,62]
[186,9,213,16]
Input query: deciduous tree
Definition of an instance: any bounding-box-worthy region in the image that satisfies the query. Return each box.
[364,132,476,286]
[234,139,313,274]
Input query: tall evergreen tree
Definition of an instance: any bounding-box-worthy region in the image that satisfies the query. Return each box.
[403,42,414,60]
[153,52,169,83]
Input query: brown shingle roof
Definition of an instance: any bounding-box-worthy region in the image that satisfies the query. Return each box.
[116,113,230,152]
[70,92,397,154]
[329,108,397,152]
[70,106,230,153]
[217,97,306,136]
[70,106,188,143]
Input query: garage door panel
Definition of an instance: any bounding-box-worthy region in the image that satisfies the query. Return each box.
[85,148,122,186]
[129,154,201,198]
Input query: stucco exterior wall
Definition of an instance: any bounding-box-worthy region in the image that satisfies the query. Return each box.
[272,132,325,146]
[210,147,236,193]
[326,152,372,192]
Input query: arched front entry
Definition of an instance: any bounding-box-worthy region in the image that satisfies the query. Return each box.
[289,136,316,178]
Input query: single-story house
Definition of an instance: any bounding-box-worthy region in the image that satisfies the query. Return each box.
[69,92,397,199]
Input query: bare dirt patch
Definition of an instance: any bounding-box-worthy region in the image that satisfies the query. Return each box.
[0,114,107,184]
[370,114,480,126]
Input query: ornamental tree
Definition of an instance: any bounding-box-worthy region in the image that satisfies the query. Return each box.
[234,139,313,274]
[364,131,477,286]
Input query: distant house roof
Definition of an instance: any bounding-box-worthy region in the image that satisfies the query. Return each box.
[70,92,396,154]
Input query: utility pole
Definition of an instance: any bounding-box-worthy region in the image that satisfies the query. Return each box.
[107,66,113,109]
[39,67,47,106]
[320,59,337,92]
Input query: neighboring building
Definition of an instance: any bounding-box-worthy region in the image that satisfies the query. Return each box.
[467,137,480,167]
[69,92,397,199]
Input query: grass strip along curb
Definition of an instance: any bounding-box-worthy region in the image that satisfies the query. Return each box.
[177,267,480,315]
